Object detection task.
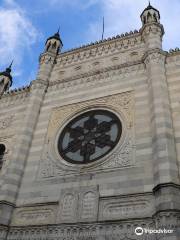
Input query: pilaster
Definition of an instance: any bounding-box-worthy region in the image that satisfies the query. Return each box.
[144,50,179,186]
[144,49,180,239]
[0,51,56,230]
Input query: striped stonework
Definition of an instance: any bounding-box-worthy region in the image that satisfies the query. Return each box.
[0,4,179,240]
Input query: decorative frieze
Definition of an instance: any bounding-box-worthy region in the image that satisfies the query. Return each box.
[0,91,30,108]
[50,61,144,89]
[0,226,8,240]
[55,34,143,68]
[6,220,155,240]
[154,211,180,230]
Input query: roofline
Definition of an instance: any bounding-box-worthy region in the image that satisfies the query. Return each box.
[58,29,140,56]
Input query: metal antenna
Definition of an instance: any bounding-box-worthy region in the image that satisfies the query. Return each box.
[102,17,105,40]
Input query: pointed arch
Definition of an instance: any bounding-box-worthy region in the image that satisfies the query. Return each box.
[52,41,57,49]
[0,144,6,169]
[153,13,157,22]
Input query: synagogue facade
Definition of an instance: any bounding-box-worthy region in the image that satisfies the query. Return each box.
[0,3,179,240]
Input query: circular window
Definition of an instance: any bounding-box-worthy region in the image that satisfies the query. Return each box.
[58,109,122,164]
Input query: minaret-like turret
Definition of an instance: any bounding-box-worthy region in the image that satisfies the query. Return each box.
[141,4,179,235]
[0,62,13,97]
[45,30,63,54]
[37,30,63,83]
[141,2,160,25]
[140,2,164,49]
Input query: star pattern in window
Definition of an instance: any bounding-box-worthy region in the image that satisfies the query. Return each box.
[58,110,122,164]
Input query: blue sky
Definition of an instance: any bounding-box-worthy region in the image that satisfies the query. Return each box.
[0,0,180,89]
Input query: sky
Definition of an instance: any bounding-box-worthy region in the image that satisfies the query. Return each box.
[0,0,180,89]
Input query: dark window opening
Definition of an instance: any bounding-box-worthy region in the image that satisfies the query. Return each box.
[0,144,6,170]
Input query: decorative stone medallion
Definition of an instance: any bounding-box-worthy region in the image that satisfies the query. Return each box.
[38,90,135,179]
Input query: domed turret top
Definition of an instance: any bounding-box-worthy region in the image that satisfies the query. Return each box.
[45,29,63,54]
[0,61,13,83]
[0,61,13,96]
[45,30,63,46]
[141,2,160,25]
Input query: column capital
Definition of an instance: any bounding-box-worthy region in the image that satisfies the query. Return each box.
[39,52,56,65]
[30,79,49,92]
[143,49,167,66]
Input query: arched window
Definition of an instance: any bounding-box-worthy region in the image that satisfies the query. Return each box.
[0,144,6,169]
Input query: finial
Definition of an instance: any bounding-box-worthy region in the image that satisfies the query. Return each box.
[9,60,13,69]
[57,27,60,34]
[148,1,151,6]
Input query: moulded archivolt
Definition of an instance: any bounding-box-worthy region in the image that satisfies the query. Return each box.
[38,91,135,179]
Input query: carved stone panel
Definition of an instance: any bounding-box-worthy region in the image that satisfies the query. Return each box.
[57,187,99,223]
[58,189,78,223]
[99,194,155,221]
[78,186,99,222]
[11,205,57,226]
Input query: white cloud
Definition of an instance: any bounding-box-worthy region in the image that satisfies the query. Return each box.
[47,0,98,9]
[85,0,180,50]
[0,0,39,75]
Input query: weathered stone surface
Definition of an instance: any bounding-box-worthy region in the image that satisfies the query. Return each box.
[0,3,180,240]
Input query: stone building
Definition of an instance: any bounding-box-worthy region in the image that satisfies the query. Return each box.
[0,3,180,240]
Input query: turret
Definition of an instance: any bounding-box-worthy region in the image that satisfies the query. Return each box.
[45,30,63,55]
[0,62,13,97]
[140,2,164,49]
[141,2,160,25]
[37,30,63,83]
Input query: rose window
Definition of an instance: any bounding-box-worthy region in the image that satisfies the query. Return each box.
[58,110,122,164]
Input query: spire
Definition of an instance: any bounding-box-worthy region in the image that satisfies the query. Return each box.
[0,61,13,80]
[6,60,13,74]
